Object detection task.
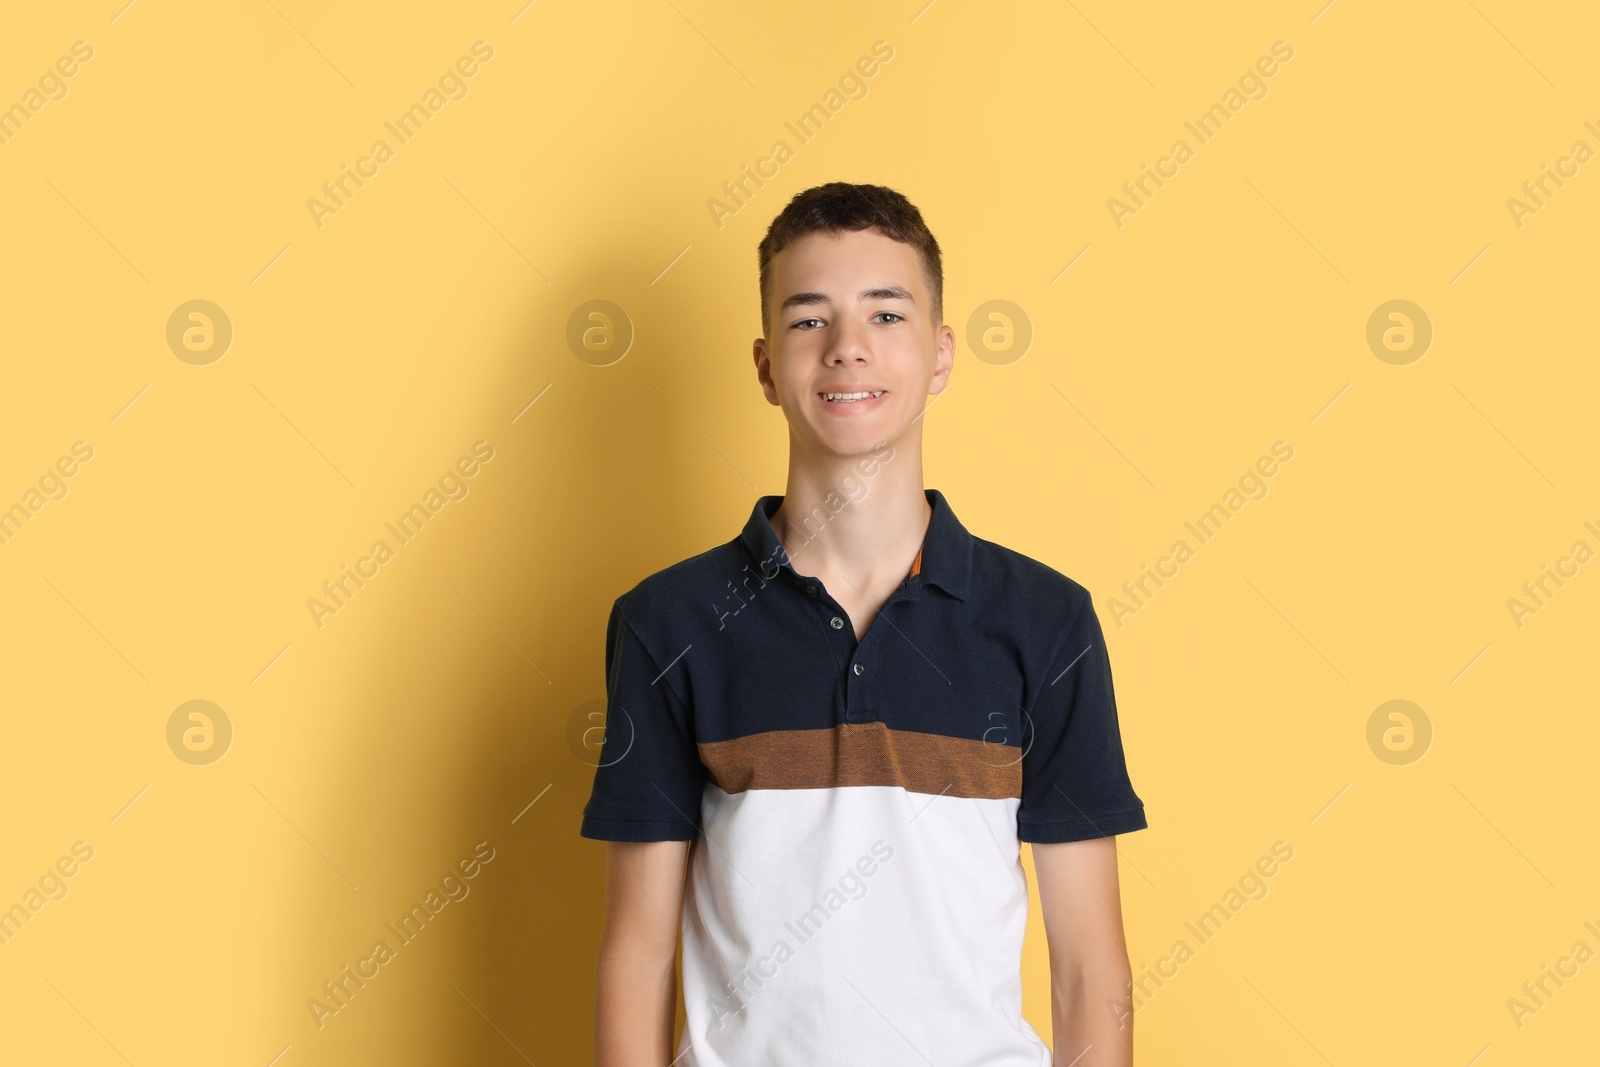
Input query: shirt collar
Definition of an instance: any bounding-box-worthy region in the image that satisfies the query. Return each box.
[738,487,973,602]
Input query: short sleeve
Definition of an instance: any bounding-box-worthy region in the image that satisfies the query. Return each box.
[1017,590,1148,844]
[579,595,707,842]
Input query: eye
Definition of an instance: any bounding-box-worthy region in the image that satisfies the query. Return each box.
[875,312,904,324]
[791,317,824,330]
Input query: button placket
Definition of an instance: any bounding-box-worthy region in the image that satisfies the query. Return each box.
[844,650,871,722]
[811,589,866,723]
[804,582,852,658]
[848,585,918,722]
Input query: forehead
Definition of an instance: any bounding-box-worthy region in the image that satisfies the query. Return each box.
[769,229,925,298]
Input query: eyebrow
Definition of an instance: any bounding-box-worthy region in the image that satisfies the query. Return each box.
[778,285,917,314]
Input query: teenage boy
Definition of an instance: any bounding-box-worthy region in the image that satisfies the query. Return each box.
[582,182,1148,1066]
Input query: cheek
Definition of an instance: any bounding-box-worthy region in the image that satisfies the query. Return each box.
[776,363,816,401]
[777,376,812,412]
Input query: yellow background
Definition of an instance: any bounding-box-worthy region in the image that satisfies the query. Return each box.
[3,0,1597,1063]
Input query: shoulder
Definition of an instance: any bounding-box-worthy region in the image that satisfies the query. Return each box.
[609,536,747,633]
[968,533,1096,636]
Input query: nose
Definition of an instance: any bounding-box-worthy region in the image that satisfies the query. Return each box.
[824,314,871,365]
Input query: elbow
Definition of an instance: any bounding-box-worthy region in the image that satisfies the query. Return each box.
[1052,955,1135,1020]
[597,931,677,981]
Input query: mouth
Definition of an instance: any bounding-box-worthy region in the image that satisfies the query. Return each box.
[818,389,886,406]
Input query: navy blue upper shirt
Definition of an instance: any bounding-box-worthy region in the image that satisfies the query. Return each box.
[579,486,1148,846]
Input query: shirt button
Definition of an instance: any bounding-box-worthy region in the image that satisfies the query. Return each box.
[806,584,817,595]
[829,616,844,630]
[853,663,864,676]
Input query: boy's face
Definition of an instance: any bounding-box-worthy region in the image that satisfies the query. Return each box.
[754,228,955,460]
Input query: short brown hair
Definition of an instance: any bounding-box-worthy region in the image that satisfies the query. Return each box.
[757,182,943,336]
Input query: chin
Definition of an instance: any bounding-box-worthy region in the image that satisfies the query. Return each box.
[815,426,898,457]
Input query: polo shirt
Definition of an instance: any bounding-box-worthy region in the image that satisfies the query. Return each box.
[581,487,1147,1066]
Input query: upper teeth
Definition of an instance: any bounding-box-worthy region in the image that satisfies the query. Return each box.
[825,391,882,401]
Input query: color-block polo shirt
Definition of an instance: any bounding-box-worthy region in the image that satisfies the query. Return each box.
[580,487,1147,1067]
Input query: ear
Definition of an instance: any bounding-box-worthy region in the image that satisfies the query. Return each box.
[753,337,780,406]
[929,323,956,395]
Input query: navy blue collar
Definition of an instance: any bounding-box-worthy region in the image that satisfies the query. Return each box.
[738,487,973,602]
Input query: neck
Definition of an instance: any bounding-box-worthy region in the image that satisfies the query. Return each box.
[769,442,930,589]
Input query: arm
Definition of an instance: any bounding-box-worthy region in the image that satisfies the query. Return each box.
[594,839,691,1066]
[1033,836,1135,1067]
